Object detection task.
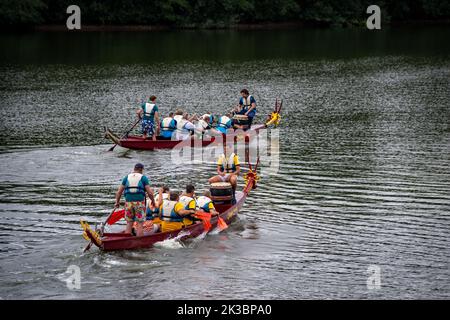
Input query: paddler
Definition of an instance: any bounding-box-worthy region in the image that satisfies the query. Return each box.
[235,89,257,127]
[159,191,195,232]
[115,163,155,237]
[173,110,196,140]
[159,112,177,140]
[196,190,219,216]
[136,95,160,141]
[216,113,233,134]
[208,143,240,203]
[141,186,170,233]
[179,184,198,225]
[195,114,220,137]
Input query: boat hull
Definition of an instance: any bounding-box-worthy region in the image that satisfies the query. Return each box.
[100,191,246,251]
[106,124,266,151]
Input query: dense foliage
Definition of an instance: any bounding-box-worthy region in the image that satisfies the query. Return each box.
[1,0,449,27]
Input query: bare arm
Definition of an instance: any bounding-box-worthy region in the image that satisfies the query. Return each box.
[189,114,199,122]
[217,165,225,176]
[155,112,160,128]
[145,185,155,207]
[155,188,163,208]
[115,185,125,207]
[178,208,194,216]
[234,165,241,176]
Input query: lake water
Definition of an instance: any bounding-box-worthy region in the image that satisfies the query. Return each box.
[0,27,449,299]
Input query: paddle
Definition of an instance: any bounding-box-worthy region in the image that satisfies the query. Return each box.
[194,211,212,232]
[194,211,228,232]
[106,209,125,225]
[217,216,228,231]
[108,116,141,151]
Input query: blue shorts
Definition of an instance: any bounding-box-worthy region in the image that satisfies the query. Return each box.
[141,119,155,135]
[238,108,256,118]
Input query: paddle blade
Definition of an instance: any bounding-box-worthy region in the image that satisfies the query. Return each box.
[106,209,125,225]
[108,144,117,152]
[194,211,212,232]
[217,217,228,231]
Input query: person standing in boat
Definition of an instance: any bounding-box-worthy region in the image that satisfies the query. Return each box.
[136,95,160,141]
[235,89,257,127]
[159,191,195,232]
[196,190,219,216]
[159,112,177,140]
[114,163,156,237]
[208,143,240,202]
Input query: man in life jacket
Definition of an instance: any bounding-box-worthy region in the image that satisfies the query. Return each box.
[236,89,257,128]
[195,114,220,137]
[208,143,240,202]
[115,163,156,237]
[159,112,177,140]
[136,95,160,141]
[173,110,196,140]
[196,190,219,216]
[179,184,198,225]
[159,191,195,232]
[216,113,233,134]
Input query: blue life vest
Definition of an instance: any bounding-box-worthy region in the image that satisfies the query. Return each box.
[142,103,157,121]
[196,196,213,213]
[146,207,159,220]
[124,173,145,196]
[240,95,257,118]
[217,116,232,134]
[160,117,177,138]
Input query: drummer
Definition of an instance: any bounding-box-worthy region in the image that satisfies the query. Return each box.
[208,143,240,203]
[235,89,257,127]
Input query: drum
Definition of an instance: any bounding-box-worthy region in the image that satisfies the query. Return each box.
[210,182,233,204]
[233,114,250,130]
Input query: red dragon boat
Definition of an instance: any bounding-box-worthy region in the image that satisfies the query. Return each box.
[104,100,282,151]
[80,164,260,251]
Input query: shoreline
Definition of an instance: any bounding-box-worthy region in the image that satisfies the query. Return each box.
[0,20,447,32]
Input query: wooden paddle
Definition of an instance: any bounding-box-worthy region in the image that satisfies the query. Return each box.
[108,117,141,151]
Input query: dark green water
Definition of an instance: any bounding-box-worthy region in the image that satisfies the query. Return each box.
[0,27,449,299]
